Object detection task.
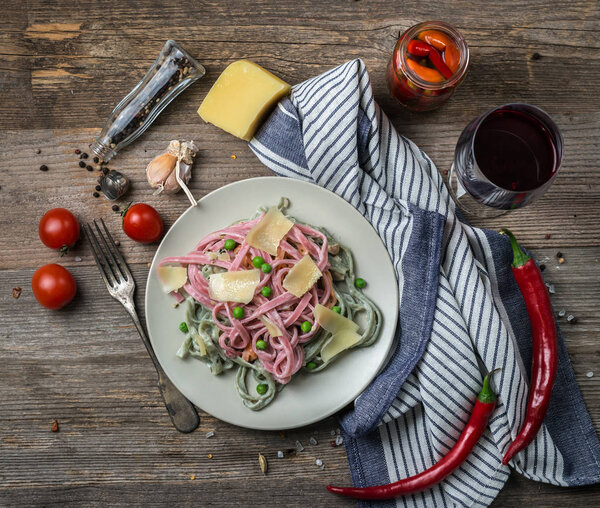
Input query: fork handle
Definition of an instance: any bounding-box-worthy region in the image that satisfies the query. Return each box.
[157,369,200,433]
[125,304,199,433]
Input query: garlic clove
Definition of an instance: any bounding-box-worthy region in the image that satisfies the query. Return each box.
[163,165,182,194]
[146,153,177,190]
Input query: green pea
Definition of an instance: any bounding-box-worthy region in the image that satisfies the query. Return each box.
[232,306,244,319]
[256,383,268,395]
[301,321,312,333]
[261,286,273,298]
[332,306,342,314]
[252,256,265,268]
[256,339,267,350]
[224,238,236,250]
[261,263,272,274]
[179,321,189,333]
[355,277,366,289]
[306,361,317,370]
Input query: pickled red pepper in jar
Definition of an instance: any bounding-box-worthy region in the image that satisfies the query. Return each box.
[387,21,469,111]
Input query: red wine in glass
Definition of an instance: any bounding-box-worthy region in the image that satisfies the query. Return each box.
[451,103,563,216]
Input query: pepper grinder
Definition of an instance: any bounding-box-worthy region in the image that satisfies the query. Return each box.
[90,40,205,162]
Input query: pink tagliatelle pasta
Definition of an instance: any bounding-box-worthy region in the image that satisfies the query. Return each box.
[159,213,334,385]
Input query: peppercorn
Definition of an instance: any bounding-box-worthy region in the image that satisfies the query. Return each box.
[531,52,542,60]
[75,149,81,154]
[39,164,48,171]
[93,192,100,198]
[539,264,546,272]
[556,252,563,258]
[102,168,109,175]
[93,156,99,163]
[112,204,119,212]
[95,185,102,191]
[80,152,89,159]
[78,161,86,168]
[86,165,93,171]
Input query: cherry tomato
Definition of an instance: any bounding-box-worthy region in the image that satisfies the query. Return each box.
[122,203,163,244]
[31,264,77,310]
[39,208,80,255]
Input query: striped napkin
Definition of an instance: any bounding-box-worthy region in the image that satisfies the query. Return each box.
[249,59,600,506]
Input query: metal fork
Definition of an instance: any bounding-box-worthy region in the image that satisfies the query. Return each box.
[84,219,199,433]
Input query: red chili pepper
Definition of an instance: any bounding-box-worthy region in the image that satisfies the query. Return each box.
[501,230,558,466]
[326,371,498,501]
[406,59,444,83]
[418,30,461,72]
[407,39,431,57]
[407,39,453,80]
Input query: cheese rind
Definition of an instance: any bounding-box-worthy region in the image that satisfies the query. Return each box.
[157,266,188,293]
[198,60,291,141]
[208,269,260,304]
[313,304,359,334]
[321,329,362,363]
[283,255,322,298]
[245,206,294,256]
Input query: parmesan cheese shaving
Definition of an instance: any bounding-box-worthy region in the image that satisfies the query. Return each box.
[208,252,230,262]
[314,304,359,335]
[245,207,293,256]
[192,333,208,356]
[157,266,188,293]
[259,315,283,337]
[208,269,260,304]
[283,255,322,298]
[321,329,362,363]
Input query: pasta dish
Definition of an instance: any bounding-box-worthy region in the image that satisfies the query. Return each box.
[158,200,381,410]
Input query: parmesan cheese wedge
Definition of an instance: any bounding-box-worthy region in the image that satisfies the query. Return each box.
[208,269,260,304]
[313,304,359,335]
[157,266,188,293]
[283,255,322,298]
[259,315,283,337]
[321,329,362,363]
[245,207,293,256]
[197,60,291,141]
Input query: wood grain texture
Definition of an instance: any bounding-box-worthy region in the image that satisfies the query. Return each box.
[1,0,599,506]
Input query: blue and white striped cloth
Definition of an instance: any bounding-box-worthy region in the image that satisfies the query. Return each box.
[249,59,600,506]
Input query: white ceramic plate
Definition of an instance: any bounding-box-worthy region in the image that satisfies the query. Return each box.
[145,177,398,430]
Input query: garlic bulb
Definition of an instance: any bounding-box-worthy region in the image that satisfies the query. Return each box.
[146,140,198,204]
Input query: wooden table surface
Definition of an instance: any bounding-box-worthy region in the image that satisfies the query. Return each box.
[1,0,599,506]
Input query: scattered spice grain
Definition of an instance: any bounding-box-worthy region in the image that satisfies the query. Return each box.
[39,165,48,171]
[75,149,81,154]
[79,161,86,168]
[12,287,22,299]
[51,420,59,432]
[258,453,268,474]
[93,192,100,198]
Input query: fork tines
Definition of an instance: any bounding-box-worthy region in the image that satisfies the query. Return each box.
[84,219,132,288]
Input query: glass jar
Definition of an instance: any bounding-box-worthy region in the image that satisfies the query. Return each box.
[387,21,469,112]
[90,40,205,162]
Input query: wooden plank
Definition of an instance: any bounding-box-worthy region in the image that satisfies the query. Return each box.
[1,0,599,505]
